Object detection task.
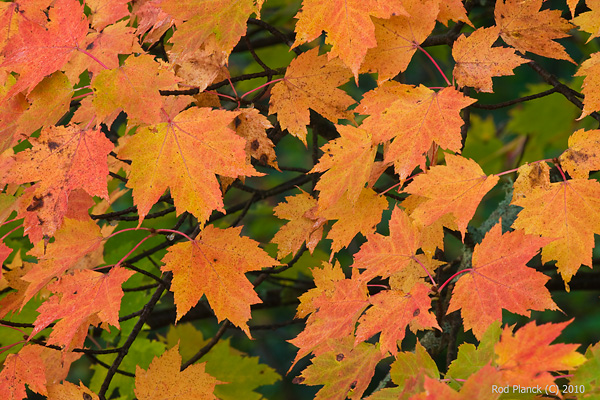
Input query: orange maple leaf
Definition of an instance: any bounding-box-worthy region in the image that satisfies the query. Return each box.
[4,125,113,241]
[15,72,73,140]
[233,107,277,168]
[404,154,499,238]
[1,0,88,98]
[91,54,179,125]
[559,129,600,179]
[30,266,134,351]
[269,48,354,144]
[134,344,221,400]
[452,26,527,93]
[355,283,440,355]
[294,337,384,400]
[160,225,277,337]
[0,345,48,399]
[118,107,260,225]
[495,0,574,62]
[572,0,600,43]
[358,83,476,181]
[446,224,558,339]
[272,191,323,259]
[47,382,99,400]
[86,0,130,31]
[65,21,143,83]
[320,188,388,254]
[360,0,439,84]
[511,178,600,290]
[292,0,408,78]
[289,276,368,368]
[20,218,106,308]
[511,162,551,201]
[311,125,377,211]
[159,0,262,57]
[352,206,420,282]
[435,0,473,27]
[296,261,346,319]
[575,52,600,119]
[495,320,586,387]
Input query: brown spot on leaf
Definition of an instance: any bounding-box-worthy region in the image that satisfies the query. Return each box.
[250,139,260,151]
[350,381,357,389]
[413,309,420,317]
[27,195,44,212]
[48,141,60,150]
[292,376,305,384]
[259,154,268,165]
[234,116,241,128]
[83,393,92,400]
[86,41,95,50]
[336,353,344,361]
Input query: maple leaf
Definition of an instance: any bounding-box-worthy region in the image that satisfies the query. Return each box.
[20,218,106,308]
[572,0,600,43]
[352,206,420,282]
[65,21,144,83]
[435,0,473,27]
[452,27,527,93]
[160,225,277,337]
[272,191,323,259]
[404,154,499,238]
[170,35,229,92]
[118,107,260,225]
[296,261,346,319]
[559,129,600,179]
[160,0,262,58]
[133,0,175,43]
[495,320,586,387]
[86,0,131,31]
[30,266,134,351]
[575,52,600,119]
[311,125,377,211]
[289,276,368,367]
[47,382,99,400]
[512,178,600,290]
[295,337,384,400]
[1,0,88,98]
[91,54,179,125]
[233,107,277,168]
[446,223,558,339]
[320,188,388,254]
[355,283,440,355]
[494,0,574,63]
[292,0,407,78]
[511,162,551,201]
[0,345,48,400]
[402,194,458,258]
[0,75,28,152]
[358,83,476,181]
[15,72,73,139]
[360,0,439,84]
[446,321,501,383]
[269,48,354,144]
[3,125,113,241]
[135,344,221,400]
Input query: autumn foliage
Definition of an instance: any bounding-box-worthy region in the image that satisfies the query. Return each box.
[2,0,600,399]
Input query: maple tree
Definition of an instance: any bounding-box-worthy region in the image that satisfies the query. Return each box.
[2,0,600,399]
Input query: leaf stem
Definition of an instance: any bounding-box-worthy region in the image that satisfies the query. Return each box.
[411,256,437,287]
[437,269,472,293]
[77,48,110,70]
[241,78,284,99]
[417,45,451,86]
[1,224,23,241]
